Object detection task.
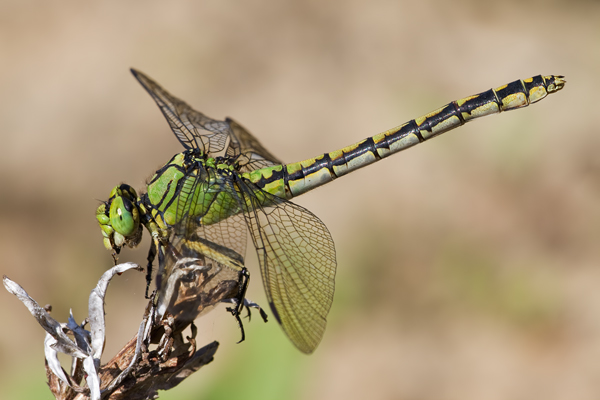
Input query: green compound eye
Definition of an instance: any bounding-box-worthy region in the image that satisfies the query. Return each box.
[109,195,139,236]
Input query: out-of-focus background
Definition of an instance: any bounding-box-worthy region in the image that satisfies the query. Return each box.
[1,0,599,399]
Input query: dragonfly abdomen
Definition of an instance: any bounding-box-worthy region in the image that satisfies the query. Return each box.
[276,74,565,198]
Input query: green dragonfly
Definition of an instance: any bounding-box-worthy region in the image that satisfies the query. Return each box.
[97,70,565,353]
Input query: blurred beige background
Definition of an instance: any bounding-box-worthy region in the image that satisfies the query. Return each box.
[1,0,599,399]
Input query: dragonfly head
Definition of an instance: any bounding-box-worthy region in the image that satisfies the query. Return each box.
[96,184,143,255]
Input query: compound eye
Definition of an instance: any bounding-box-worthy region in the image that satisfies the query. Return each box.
[109,195,139,236]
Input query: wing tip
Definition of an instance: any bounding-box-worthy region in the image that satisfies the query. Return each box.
[130,68,142,78]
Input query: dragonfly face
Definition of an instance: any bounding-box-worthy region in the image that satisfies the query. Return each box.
[97,69,564,354]
[96,184,143,256]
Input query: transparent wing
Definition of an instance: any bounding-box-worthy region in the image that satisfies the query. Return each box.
[225,117,282,172]
[131,69,230,154]
[237,179,337,354]
[169,165,248,262]
[131,69,282,169]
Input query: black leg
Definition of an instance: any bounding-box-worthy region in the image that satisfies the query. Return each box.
[145,241,157,299]
[226,268,251,344]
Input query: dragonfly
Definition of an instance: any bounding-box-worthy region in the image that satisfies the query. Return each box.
[96,70,565,354]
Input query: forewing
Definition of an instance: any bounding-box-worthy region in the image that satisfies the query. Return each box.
[226,117,283,172]
[131,69,283,168]
[238,180,336,353]
[131,69,231,155]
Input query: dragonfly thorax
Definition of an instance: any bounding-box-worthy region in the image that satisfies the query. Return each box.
[144,150,243,228]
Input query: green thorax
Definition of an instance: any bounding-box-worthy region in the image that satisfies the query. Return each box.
[145,150,291,232]
[146,151,237,229]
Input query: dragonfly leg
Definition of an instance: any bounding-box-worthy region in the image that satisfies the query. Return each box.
[224,268,268,344]
[144,233,168,299]
[242,299,269,323]
[234,267,250,316]
[223,299,268,344]
[145,241,158,298]
[111,249,120,264]
[228,307,246,344]
[225,267,250,344]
